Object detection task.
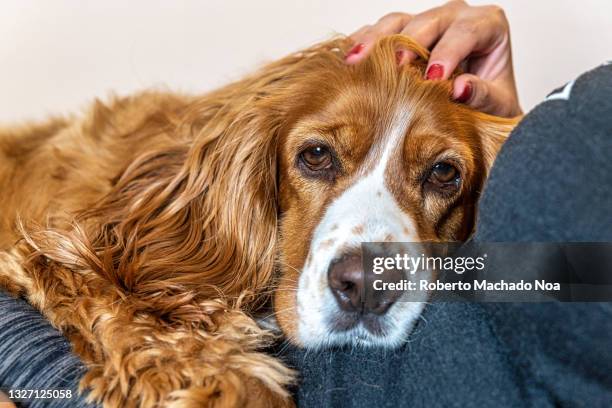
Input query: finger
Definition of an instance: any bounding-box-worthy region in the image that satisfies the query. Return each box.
[346,13,411,64]
[373,12,412,36]
[345,29,376,64]
[401,18,444,50]
[452,74,519,117]
[399,21,440,64]
[349,24,372,42]
[345,25,375,63]
[427,18,504,80]
[401,0,468,45]
[349,12,410,41]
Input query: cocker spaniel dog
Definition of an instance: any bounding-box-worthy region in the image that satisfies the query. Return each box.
[0,36,517,407]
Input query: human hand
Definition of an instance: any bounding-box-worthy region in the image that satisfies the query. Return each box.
[346,0,522,117]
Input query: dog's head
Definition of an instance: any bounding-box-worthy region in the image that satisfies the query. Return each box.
[231,36,514,348]
[181,36,517,347]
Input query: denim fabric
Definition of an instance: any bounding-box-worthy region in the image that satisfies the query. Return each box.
[0,295,93,408]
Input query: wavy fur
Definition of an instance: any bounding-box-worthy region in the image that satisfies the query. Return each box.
[0,35,518,407]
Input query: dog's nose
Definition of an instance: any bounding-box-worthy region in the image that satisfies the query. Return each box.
[328,252,363,312]
[328,250,402,315]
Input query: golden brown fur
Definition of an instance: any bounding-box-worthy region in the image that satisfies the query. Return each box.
[0,35,518,407]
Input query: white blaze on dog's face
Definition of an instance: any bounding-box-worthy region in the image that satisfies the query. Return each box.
[274,55,506,348]
[293,107,426,349]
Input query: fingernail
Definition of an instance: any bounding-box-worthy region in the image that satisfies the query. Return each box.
[346,43,365,59]
[426,63,444,80]
[456,82,473,103]
[395,50,407,65]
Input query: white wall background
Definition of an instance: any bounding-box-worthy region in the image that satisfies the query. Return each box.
[1,0,610,122]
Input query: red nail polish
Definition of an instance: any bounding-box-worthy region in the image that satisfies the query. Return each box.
[456,82,473,103]
[395,50,406,65]
[346,43,365,59]
[426,63,444,80]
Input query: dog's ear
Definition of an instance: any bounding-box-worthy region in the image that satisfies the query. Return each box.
[472,112,520,174]
[176,99,284,306]
[167,39,349,306]
[446,112,519,239]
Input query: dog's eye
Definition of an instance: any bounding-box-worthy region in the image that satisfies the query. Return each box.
[430,162,458,183]
[300,146,333,171]
[425,162,461,193]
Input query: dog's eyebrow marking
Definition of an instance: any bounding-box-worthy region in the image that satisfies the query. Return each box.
[351,225,364,235]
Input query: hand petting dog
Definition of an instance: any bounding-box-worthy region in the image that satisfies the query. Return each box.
[347,0,522,117]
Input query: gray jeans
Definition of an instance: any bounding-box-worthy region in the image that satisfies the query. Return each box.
[2,63,612,408]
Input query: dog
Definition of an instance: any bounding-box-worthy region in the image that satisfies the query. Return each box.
[0,35,518,407]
